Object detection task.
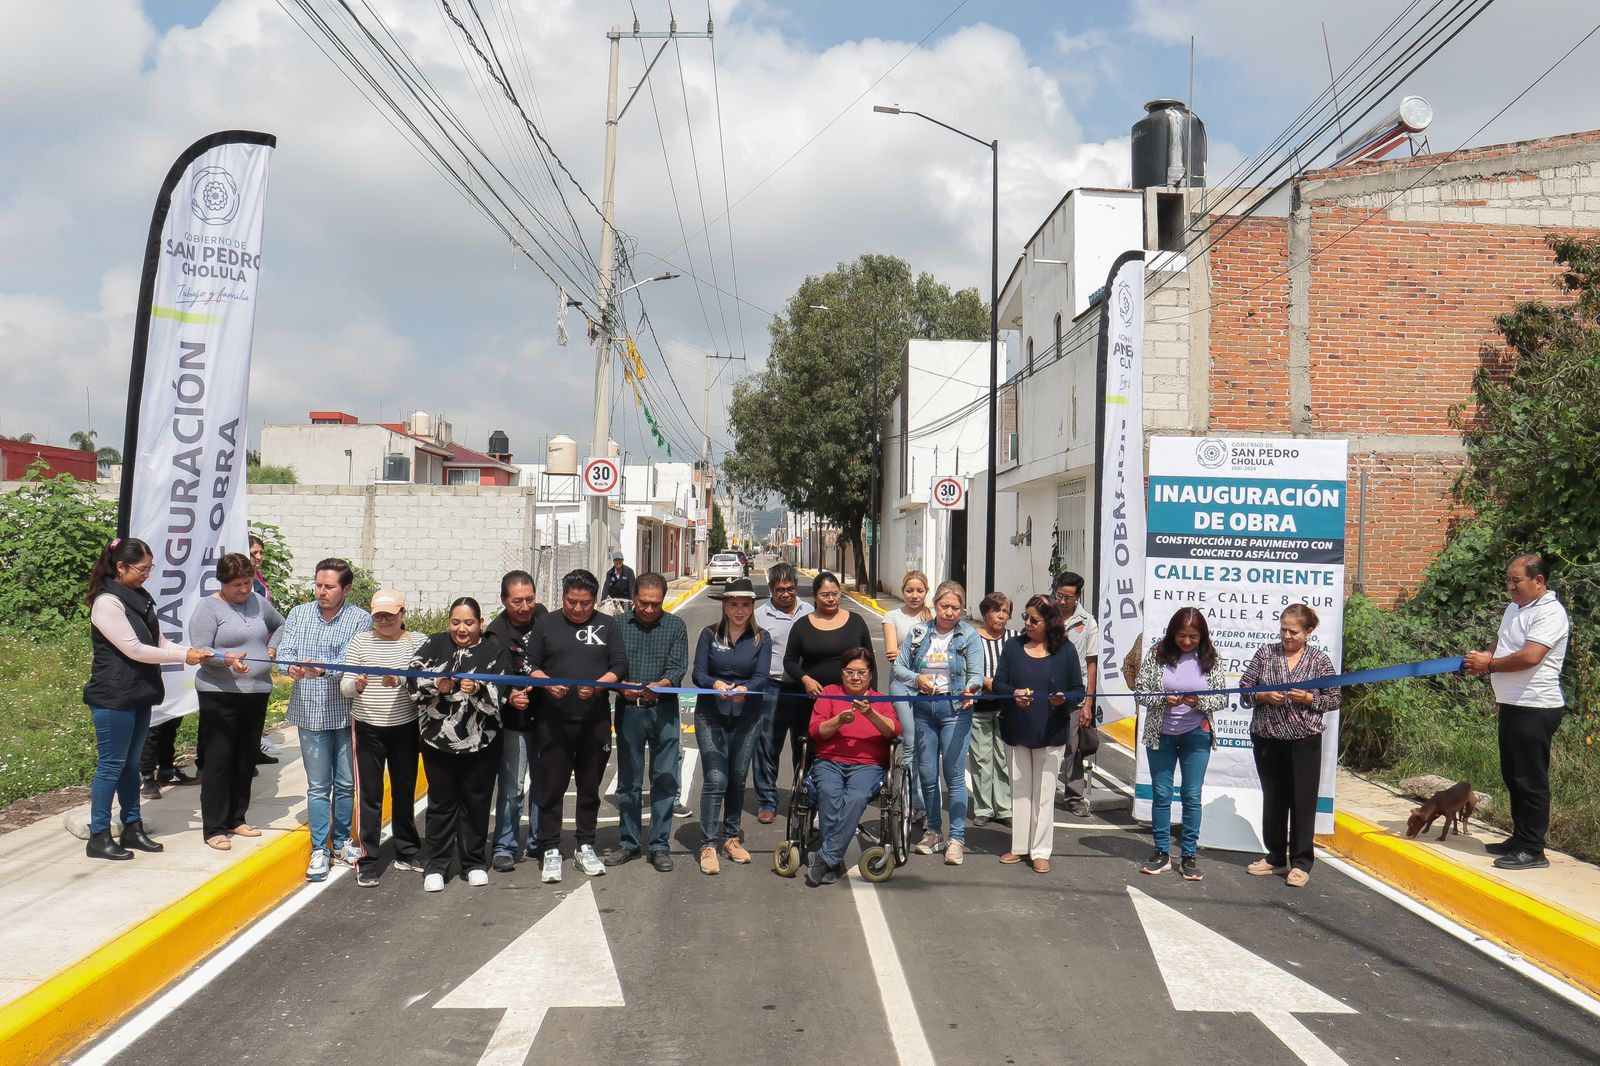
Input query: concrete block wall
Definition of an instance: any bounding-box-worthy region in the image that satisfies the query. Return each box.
[248,483,537,613]
[1142,271,1196,431]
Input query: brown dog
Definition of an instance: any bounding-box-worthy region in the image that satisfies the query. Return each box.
[1406,780,1475,841]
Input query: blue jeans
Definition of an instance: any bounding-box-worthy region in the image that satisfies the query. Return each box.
[695,708,762,850]
[913,701,974,842]
[888,683,922,813]
[492,729,540,857]
[1148,727,1212,856]
[615,700,681,854]
[299,725,354,853]
[754,686,807,812]
[812,759,885,868]
[89,706,151,833]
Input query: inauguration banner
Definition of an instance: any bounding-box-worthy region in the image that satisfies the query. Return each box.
[1133,436,1348,850]
[118,131,276,724]
[1092,251,1147,725]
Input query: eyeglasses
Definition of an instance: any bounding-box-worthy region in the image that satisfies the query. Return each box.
[841,668,871,678]
[128,564,153,576]
[1024,615,1044,625]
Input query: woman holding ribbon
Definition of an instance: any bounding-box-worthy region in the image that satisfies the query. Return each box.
[991,595,1083,872]
[1135,607,1227,882]
[82,538,214,861]
[188,552,282,851]
[807,646,899,886]
[691,578,771,875]
[1239,603,1338,887]
[891,580,985,866]
[408,597,511,892]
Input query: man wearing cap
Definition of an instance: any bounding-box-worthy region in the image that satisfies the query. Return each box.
[604,572,688,871]
[602,551,637,604]
[340,589,427,886]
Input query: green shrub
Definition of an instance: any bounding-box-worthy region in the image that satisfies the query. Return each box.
[0,466,116,626]
[247,464,297,484]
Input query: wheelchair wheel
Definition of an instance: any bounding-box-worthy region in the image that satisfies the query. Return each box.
[858,845,894,883]
[774,841,802,878]
[890,764,915,865]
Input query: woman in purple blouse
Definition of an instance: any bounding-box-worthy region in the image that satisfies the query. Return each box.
[1239,603,1338,887]
[1134,608,1228,882]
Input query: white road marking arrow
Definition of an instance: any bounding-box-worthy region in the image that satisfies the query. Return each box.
[1128,886,1356,1066]
[435,881,624,1065]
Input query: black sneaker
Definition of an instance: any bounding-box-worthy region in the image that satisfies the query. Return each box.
[1492,850,1550,871]
[140,775,161,800]
[491,852,516,873]
[672,803,692,818]
[356,868,380,888]
[1180,854,1203,881]
[1483,839,1517,856]
[1140,849,1171,875]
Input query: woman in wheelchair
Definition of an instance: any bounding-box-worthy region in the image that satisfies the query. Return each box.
[806,646,900,886]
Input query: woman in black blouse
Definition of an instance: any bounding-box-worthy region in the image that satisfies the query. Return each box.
[784,572,876,695]
[408,597,514,893]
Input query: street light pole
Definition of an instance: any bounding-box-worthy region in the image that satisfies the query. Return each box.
[873,104,999,592]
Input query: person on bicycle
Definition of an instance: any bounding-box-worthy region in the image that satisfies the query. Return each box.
[602,551,636,605]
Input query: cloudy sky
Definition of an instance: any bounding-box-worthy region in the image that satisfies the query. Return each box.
[3,0,1596,466]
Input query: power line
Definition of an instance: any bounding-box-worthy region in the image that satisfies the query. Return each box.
[709,23,749,360]
[673,32,736,359]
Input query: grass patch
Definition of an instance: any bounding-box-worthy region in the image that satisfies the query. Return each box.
[0,623,289,808]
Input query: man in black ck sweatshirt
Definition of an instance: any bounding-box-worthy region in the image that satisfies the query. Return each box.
[525,568,628,882]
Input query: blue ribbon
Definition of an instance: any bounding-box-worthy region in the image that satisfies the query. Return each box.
[245,654,1465,704]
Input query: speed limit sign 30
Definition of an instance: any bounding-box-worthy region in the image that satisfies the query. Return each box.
[582,456,621,496]
[930,476,966,510]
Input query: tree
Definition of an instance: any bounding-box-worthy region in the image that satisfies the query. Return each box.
[0,464,117,625]
[96,446,121,465]
[1415,233,1600,705]
[15,433,35,444]
[69,429,97,452]
[722,254,987,592]
[709,502,728,553]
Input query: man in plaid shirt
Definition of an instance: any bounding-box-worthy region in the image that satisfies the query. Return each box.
[270,558,371,882]
[604,572,688,871]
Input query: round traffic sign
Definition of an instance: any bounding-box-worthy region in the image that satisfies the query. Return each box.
[582,456,620,495]
[931,476,965,510]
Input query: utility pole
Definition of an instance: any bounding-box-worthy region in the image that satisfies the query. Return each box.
[587,17,711,579]
[700,348,740,572]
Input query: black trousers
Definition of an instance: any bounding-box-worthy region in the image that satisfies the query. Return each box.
[141,717,181,776]
[1252,733,1324,872]
[1498,703,1565,854]
[353,719,422,870]
[537,711,612,856]
[420,739,500,878]
[197,691,269,838]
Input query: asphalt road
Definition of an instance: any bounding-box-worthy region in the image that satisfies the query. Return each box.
[80,562,1600,1065]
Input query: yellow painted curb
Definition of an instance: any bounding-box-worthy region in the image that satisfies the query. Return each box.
[1321,810,1600,997]
[846,589,886,614]
[0,765,428,1065]
[1096,715,1600,998]
[664,579,707,613]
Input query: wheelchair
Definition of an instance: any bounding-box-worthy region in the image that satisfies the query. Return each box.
[772,736,913,883]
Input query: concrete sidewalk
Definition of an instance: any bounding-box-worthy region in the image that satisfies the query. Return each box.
[0,725,320,1063]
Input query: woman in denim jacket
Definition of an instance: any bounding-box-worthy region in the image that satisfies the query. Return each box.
[892,580,986,866]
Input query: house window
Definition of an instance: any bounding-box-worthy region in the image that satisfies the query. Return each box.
[447,468,481,486]
[1056,479,1087,570]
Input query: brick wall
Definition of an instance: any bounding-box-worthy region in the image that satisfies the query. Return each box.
[248,483,537,613]
[1205,217,1291,431]
[1199,132,1600,602]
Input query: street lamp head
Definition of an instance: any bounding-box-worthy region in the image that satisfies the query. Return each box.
[655,271,680,281]
[808,303,832,311]
[872,104,901,115]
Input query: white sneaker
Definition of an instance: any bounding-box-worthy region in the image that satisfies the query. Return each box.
[333,840,362,868]
[540,848,564,884]
[574,844,606,876]
[306,849,331,882]
[423,873,445,892]
[465,867,489,887]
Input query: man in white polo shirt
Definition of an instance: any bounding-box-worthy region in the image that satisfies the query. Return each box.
[1464,553,1569,871]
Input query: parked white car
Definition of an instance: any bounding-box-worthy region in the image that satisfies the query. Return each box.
[706,552,744,584]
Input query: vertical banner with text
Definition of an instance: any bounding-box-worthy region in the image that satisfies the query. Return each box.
[1133,436,1348,849]
[119,131,276,724]
[1093,252,1147,724]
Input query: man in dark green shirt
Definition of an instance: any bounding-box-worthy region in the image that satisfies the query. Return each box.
[604,571,688,871]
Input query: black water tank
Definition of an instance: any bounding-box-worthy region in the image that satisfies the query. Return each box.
[1131,99,1206,189]
[488,429,510,456]
[382,453,410,482]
